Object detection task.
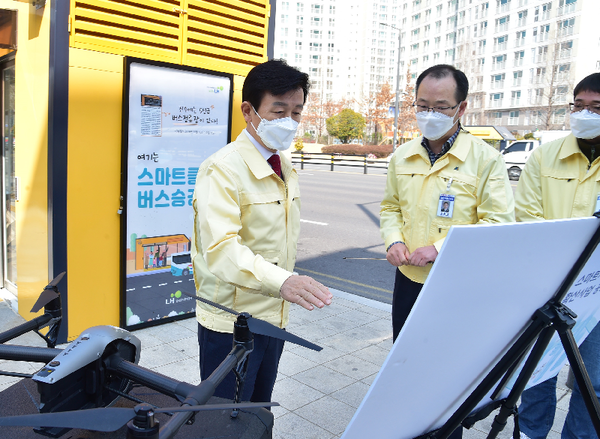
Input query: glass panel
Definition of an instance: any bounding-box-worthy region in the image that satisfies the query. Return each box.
[3,65,16,289]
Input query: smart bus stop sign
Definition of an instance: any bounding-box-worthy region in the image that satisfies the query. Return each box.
[122,59,232,329]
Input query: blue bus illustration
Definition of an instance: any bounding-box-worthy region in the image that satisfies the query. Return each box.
[170,251,193,276]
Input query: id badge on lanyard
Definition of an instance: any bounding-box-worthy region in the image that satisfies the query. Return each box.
[437,177,455,218]
[595,194,600,213]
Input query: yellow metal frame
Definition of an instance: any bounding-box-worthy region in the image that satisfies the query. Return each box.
[63,0,268,337]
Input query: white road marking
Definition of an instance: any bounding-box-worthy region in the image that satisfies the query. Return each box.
[126,288,135,292]
[174,280,183,284]
[300,219,328,226]
[159,283,168,286]
[142,286,152,289]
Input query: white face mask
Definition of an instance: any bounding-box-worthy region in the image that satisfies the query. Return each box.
[416,104,461,141]
[251,107,299,151]
[570,110,600,140]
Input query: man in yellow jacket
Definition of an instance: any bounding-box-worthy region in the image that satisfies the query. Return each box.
[516,73,600,439]
[381,64,514,342]
[192,60,332,403]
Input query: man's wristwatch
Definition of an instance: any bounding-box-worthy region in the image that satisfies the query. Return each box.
[386,241,405,252]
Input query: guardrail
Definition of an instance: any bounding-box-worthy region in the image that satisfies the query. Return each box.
[291,152,389,174]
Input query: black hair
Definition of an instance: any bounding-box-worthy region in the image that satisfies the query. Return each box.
[242,59,310,110]
[415,64,469,103]
[574,73,600,99]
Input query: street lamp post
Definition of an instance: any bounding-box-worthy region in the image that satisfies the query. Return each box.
[381,22,402,152]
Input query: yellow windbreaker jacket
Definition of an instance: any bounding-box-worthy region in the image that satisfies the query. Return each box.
[381,131,515,284]
[192,132,300,333]
[516,133,600,221]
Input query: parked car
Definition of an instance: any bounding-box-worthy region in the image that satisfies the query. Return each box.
[502,140,540,180]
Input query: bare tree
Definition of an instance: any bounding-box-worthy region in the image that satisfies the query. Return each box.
[362,83,394,144]
[528,22,572,131]
[396,66,417,144]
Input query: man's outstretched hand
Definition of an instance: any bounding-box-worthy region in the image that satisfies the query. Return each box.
[280,275,333,311]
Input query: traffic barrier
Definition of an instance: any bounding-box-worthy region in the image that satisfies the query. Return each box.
[291,152,389,174]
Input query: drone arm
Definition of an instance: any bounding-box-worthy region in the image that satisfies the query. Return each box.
[0,313,53,344]
[106,354,191,400]
[0,344,61,363]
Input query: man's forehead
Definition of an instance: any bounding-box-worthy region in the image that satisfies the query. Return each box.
[263,90,304,107]
[417,76,457,99]
[575,90,600,102]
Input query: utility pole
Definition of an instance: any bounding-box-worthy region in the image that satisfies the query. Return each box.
[380,22,402,152]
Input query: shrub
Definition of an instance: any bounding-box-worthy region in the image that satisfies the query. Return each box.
[294,138,304,151]
[321,144,393,158]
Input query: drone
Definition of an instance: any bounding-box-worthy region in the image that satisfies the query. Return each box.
[0,272,322,438]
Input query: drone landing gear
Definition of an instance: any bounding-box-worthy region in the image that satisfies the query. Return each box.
[126,404,160,439]
[231,313,254,419]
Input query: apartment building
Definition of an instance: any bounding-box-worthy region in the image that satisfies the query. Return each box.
[274,0,600,135]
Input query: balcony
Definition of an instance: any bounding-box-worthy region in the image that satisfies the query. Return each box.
[559,49,572,59]
[496,23,509,33]
[495,42,508,51]
[491,81,505,89]
[558,26,574,37]
[492,61,506,70]
[498,4,510,13]
[558,3,576,15]
[490,99,504,108]
[555,94,568,104]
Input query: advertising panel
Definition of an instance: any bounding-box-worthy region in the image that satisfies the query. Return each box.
[122,59,232,329]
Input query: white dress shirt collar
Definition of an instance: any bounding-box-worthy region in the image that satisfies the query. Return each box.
[243,128,278,160]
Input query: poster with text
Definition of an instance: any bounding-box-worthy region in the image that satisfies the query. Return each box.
[123,60,232,329]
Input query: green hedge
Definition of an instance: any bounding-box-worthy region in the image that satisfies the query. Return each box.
[320,144,393,158]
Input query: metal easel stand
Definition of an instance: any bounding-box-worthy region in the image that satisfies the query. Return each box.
[416,214,600,439]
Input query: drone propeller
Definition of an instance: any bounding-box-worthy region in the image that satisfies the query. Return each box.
[30,272,66,313]
[181,291,322,351]
[0,401,279,432]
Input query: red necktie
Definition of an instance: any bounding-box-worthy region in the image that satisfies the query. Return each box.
[267,154,283,179]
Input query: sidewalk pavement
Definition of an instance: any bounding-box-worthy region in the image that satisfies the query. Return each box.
[0,290,571,439]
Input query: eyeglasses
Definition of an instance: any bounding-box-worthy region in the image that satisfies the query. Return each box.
[569,103,600,115]
[412,102,461,113]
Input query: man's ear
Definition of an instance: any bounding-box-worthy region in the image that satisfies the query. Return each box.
[241,101,253,124]
[457,100,468,119]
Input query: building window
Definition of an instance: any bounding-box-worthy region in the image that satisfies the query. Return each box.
[511,91,521,106]
[491,73,505,89]
[495,15,510,32]
[558,0,577,15]
[492,54,507,70]
[517,9,527,26]
[559,41,573,59]
[513,70,523,86]
[514,50,525,67]
[497,0,511,13]
[509,110,520,124]
[558,17,575,37]
[494,35,508,51]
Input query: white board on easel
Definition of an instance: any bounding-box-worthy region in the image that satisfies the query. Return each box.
[342,217,600,439]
